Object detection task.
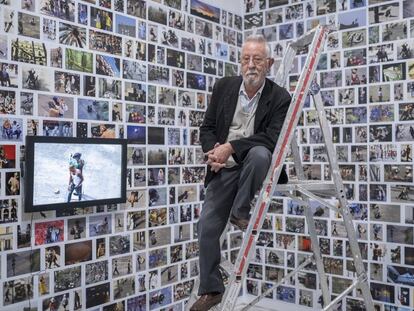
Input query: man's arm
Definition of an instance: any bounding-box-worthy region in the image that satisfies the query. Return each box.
[77,171,84,187]
[229,91,291,162]
[68,173,73,190]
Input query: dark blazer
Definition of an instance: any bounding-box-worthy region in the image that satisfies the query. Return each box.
[200,76,292,187]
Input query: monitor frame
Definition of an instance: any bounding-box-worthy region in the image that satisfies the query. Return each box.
[24,136,127,212]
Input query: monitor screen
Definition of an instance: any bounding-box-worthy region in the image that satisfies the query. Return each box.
[25,136,127,212]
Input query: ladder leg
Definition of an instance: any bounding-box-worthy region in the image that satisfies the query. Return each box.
[291,138,331,307]
[240,256,314,311]
[312,91,375,311]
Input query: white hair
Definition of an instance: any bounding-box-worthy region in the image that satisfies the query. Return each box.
[243,34,271,58]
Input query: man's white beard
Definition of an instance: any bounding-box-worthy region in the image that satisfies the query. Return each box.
[243,75,262,89]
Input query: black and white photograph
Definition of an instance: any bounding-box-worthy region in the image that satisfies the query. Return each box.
[7,249,40,277]
[22,65,52,91]
[342,29,366,48]
[148,3,168,25]
[158,87,176,106]
[89,30,123,56]
[67,217,86,240]
[54,266,81,292]
[40,0,75,22]
[86,282,110,309]
[18,12,40,39]
[90,214,112,237]
[382,21,408,42]
[59,22,86,48]
[3,276,34,306]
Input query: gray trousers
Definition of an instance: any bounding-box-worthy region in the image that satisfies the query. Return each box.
[197,146,272,295]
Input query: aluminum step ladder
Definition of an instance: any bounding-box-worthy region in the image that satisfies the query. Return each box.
[186,24,374,311]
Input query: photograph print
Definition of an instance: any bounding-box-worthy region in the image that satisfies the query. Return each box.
[190,0,220,23]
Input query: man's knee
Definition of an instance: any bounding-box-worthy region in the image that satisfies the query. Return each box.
[245,146,271,167]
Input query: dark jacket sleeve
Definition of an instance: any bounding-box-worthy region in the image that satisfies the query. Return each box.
[199,78,221,153]
[229,88,291,162]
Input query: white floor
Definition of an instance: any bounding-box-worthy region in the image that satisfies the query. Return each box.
[235,295,312,311]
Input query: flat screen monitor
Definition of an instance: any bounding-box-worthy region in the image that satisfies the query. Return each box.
[25,136,127,212]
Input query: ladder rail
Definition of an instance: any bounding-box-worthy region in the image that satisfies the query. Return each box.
[273,26,318,86]
[312,91,375,310]
[290,138,331,307]
[294,186,339,213]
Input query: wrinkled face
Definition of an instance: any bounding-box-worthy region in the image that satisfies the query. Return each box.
[240,41,271,89]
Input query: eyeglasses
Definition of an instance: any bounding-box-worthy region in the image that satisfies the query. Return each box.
[240,56,269,65]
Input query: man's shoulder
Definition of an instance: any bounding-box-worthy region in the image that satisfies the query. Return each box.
[266,78,291,100]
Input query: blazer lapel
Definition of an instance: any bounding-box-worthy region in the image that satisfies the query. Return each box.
[254,79,273,132]
[223,77,242,129]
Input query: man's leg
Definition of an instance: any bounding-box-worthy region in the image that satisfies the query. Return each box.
[76,186,82,201]
[231,146,272,220]
[67,184,74,202]
[197,169,239,295]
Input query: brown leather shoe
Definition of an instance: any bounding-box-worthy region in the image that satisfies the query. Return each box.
[190,293,223,311]
[229,214,249,232]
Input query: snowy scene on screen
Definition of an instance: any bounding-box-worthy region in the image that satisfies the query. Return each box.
[33,142,122,206]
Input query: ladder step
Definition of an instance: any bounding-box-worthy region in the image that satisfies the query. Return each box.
[290,27,317,49]
[276,182,338,202]
[279,186,339,212]
[220,259,234,275]
[210,304,222,311]
[276,181,336,193]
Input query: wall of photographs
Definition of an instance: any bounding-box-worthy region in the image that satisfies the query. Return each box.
[243,0,414,310]
[0,0,243,310]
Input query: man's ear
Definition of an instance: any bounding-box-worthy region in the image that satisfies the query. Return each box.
[267,57,274,68]
[267,58,274,75]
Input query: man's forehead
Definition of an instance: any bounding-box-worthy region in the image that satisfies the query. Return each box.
[242,42,266,54]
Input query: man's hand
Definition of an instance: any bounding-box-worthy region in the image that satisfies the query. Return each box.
[208,143,234,164]
[203,142,234,173]
[205,142,220,155]
[204,142,220,163]
[210,161,225,173]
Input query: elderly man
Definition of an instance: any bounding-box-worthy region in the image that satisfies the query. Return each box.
[190,35,291,311]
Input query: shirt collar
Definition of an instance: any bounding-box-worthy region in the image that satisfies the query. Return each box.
[239,80,266,100]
